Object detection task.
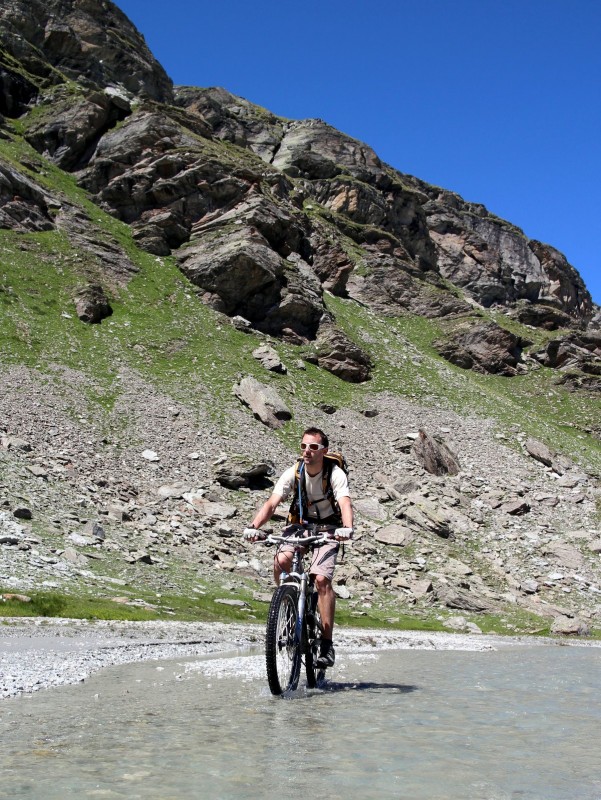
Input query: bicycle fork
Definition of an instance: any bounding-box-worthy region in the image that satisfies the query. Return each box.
[294,573,308,647]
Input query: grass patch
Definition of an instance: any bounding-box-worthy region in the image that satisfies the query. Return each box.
[3,585,599,640]
[0,590,155,621]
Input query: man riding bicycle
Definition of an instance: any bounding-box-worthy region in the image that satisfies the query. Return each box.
[244,427,354,669]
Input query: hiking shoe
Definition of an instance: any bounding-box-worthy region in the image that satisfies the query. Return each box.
[315,640,335,669]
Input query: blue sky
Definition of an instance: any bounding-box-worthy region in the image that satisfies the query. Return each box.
[115,0,600,305]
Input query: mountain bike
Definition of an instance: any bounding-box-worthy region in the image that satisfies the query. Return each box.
[264,524,337,695]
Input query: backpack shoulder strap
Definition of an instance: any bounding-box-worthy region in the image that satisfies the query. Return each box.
[287,459,306,524]
[321,454,334,493]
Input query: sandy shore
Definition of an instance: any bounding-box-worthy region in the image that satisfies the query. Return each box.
[1,617,598,699]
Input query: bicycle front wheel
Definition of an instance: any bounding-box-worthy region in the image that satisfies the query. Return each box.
[265,584,302,695]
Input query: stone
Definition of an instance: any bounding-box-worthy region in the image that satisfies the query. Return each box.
[446,559,473,577]
[26,465,48,478]
[434,583,495,612]
[127,551,155,564]
[233,377,291,429]
[442,616,483,633]
[68,533,94,547]
[106,504,129,521]
[231,316,253,332]
[157,483,188,499]
[252,345,287,374]
[373,523,415,547]
[74,284,112,324]
[183,495,237,520]
[2,436,31,452]
[550,616,591,636]
[81,521,105,540]
[390,478,420,497]
[411,429,460,476]
[409,579,433,598]
[214,457,274,489]
[215,598,248,608]
[544,542,584,570]
[177,222,323,340]
[525,438,554,468]
[316,327,372,383]
[353,497,388,521]
[399,497,454,539]
[1,511,25,539]
[531,331,601,389]
[62,547,86,564]
[0,534,21,546]
[13,507,32,520]
[500,499,531,515]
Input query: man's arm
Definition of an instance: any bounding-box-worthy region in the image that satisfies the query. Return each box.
[250,492,283,531]
[337,495,353,529]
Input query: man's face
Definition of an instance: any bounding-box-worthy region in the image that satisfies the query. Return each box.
[300,433,327,469]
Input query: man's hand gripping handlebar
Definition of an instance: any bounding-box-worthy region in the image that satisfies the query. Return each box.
[243,527,266,543]
[243,524,353,544]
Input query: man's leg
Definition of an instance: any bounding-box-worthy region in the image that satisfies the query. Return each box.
[274,549,293,585]
[314,574,336,639]
[311,541,339,668]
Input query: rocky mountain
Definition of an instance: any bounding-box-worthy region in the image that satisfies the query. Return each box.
[1,0,600,636]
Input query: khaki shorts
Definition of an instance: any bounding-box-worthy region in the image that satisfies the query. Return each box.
[277,540,340,582]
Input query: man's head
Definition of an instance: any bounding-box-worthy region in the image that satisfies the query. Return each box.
[300,427,329,473]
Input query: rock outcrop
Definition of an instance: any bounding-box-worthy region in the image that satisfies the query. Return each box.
[0,0,173,115]
[532,331,601,391]
[435,321,529,376]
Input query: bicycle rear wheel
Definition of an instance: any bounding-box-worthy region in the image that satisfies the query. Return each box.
[305,589,326,688]
[265,584,302,695]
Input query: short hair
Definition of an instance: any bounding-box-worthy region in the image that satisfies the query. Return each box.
[302,427,329,448]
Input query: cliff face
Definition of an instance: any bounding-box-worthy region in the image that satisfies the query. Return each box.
[0,0,172,112]
[0,0,598,384]
[1,0,601,632]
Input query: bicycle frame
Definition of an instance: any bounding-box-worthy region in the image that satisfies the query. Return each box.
[281,546,312,650]
[272,534,326,643]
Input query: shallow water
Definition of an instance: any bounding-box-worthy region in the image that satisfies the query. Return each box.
[1,644,600,799]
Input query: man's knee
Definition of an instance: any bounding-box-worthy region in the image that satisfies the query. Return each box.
[275,553,292,572]
[314,574,332,593]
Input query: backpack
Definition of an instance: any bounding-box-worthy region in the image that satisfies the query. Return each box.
[287,452,349,525]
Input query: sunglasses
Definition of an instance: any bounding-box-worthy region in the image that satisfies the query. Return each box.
[300,442,325,451]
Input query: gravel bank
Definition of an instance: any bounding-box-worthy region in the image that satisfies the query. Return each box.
[3,618,599,700]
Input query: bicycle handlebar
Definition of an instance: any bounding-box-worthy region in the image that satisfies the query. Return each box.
[243,523,353,544]
[266,532,335,547]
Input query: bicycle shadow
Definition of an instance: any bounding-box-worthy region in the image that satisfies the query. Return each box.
[311,680,419,694]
